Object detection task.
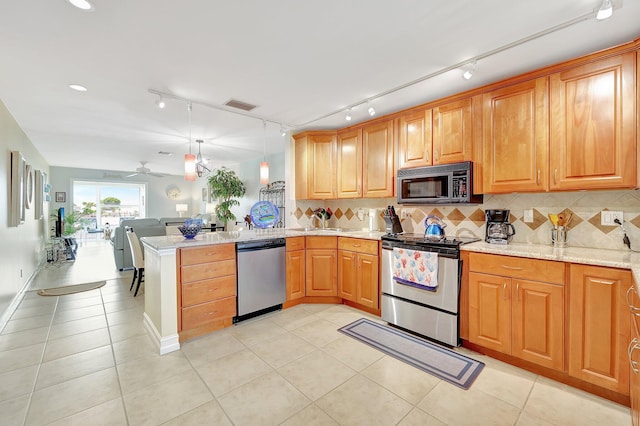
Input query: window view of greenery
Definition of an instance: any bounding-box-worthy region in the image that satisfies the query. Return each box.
[66,181,146,236]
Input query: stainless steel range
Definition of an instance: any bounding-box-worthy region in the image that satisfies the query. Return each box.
[380,233,479,346]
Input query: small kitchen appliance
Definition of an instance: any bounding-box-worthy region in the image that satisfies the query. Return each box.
[485,209,516,244]
[424,215,446,241]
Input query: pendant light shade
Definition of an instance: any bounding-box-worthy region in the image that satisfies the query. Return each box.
[259,120,269,185]
[184,153,196,181]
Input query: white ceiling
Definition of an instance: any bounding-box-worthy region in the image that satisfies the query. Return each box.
[0,0,639,177]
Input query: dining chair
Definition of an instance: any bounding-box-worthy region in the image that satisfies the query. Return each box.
[125,226,144,297]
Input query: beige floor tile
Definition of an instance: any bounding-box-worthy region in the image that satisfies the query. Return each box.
[52,303,105,324]
[2,314,52,334]
[297,303,335,314]
[36,345,114,390]
[321,335,385,371]
[47,398,127,426]
[417,381,521,426]
[112,334,157,364]
[25,367,121,426]
[197,348,273,396]
[10,303,56,320]
[117,351,193,395]
[181,330,246,367]
[101,291,132,303]
[48,315,108,340]
[0,342,45,374]
[231,317,288,347]
[471,357,536,409]
[16,297,57,310]
[106,307,144,326]
[0,365,38,402]
[250,331,316,368]
[315,305,370,327]
[280,404,339,426]
[0,326,49,351]
[291,318,344,347]
[162,400,233,426]
[278,349,356,401]
[56,295,103,311]
[516,411,556,426]
[397,408,447,426]
[316,374,413,426]
[523,376,631,426]
[43,327,111,362]
[123,369,213,426]
[108,319,145,342]
[362,355,440,405]
[217,371,310,426]
[103,297,140,314]
[0,395,30,426]
[270,306,322,331]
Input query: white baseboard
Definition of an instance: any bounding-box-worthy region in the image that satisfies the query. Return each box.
[143,312,180,355]
[0,258,46,333]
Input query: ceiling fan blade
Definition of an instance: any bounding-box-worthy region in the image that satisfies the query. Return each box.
[148,172,165,178]
[125,172,140,177]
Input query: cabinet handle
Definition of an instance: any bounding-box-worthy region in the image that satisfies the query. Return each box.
[352,244,361,248]
[434,149,439,162]
[554,169,558,185]
[207,311,218,316]
[537,169,540,185]
[516,282,520,301]
[626,286,636,309]
[503,282,507,300]
[501,265,524,271]
[629,339,640,374]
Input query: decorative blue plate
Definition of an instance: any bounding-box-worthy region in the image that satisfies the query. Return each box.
[250,201,280,228]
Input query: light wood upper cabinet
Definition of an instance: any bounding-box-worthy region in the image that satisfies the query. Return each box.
[568,264,630,394]
[337,128,363,198]
[294,132,337,200]
[362,120,395,198]
[483,77,549,193]
[549,52,636,190]
[433,98,474,164]
[398,109,433,168]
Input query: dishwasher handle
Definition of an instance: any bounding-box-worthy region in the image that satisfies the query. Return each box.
[236,238,286,252]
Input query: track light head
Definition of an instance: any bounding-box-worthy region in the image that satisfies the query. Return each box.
[462,60,477,80]
[367,103,375,116]
[345,109,352,121]
[155,96,166,109]
[596,0,613,20]
[280,125,287,136]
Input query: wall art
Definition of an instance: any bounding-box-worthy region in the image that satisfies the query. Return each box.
[55,192,66,203]
[9,151,25,226]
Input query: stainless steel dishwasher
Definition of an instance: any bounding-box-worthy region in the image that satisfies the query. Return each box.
[235,238,286,322]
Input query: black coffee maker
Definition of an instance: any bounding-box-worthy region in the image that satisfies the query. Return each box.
[485,209,516,244]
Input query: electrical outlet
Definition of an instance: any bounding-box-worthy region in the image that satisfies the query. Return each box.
[355,209,365,221]
[523,209,534,223]
[601,210,623,226]
[400,210,411,219]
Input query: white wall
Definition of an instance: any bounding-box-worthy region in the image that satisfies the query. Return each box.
[0,99,50,320]
[236,152,285,224]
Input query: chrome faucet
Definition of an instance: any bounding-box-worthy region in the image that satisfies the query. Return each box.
[314,208,327,229]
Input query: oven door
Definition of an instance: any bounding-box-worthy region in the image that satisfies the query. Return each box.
[381,246,460,314]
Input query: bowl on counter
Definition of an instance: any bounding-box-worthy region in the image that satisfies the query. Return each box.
[178,224,202,239]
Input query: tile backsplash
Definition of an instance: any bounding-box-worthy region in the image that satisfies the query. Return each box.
[289,189,640,251]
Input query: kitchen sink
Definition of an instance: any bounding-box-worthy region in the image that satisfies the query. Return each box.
[287,227,358,233]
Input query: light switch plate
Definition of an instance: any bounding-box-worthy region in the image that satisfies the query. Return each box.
[523,209,534,223]
[601,210,623,226]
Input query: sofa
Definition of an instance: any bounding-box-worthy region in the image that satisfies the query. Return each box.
[111,217,187,270]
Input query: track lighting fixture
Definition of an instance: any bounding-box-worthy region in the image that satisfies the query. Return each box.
[367,103,376,116]
[155,95,166,109]
[596,0,613,20]
[280,125,287,137]
[345,108,352,121]
[184,103,196,181]
[67,0,94,11]
[462,61,477,80]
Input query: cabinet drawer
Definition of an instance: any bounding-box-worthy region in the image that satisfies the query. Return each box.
[338,237,378,255]
[179,244,235,266]
[469,252,564,284]
[181,296,236,330]
[181,259,236,283]
[182,275,236,307]
[306,236,337,249]
[287,237,305,252]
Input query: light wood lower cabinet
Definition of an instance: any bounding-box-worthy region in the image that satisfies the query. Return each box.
[178,243,236,341]
[628,284,640,425]
[468,252,565,370]
[337,237,379,309]
[568,264,630,394]
[286,237,305,301]
[305,236,337,297]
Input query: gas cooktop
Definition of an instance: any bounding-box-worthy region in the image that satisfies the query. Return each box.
[381,233,481,248]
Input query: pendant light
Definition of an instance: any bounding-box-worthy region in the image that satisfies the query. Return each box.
[184,103,196,181]
[259,120,269,185]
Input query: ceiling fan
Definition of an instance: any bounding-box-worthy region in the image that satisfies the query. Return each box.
[126,161,165,178]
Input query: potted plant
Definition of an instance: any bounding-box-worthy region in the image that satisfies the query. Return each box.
[207,167,246,229]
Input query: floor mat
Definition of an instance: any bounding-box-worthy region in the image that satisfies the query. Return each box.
[37,280,106,296]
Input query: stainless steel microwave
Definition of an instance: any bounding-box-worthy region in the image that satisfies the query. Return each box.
[397,161,483,204]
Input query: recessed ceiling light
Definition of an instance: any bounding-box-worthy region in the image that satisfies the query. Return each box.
[68,84,87,92]
[67,0,94,11]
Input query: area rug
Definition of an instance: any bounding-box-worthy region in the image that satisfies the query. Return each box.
[339,318,484,389]
[37,281,106,296]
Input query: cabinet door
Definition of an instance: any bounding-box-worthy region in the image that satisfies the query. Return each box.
[305,249,337,296]
[433,98,473,164]
[337,128,363,198]
[308,133,337,199]
[469,272,511,354]
[286,250,305,301]
[294,134,309,199]
[568,264,630,394]
[550,53,636,190]
[398,109,432,168]
[337,250,357,302]
[356,253,379,309]
[483,78,549,193]
[362,120,394,198]
[512,279,564,370]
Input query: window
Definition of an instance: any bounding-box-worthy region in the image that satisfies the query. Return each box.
[72,180,146,229]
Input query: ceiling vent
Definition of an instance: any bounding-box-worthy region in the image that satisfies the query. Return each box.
[224,99,257,111]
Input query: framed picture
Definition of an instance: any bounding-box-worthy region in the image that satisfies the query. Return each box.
[9,151,25,227]
[34,170,44,220]
[55,191,66,203]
